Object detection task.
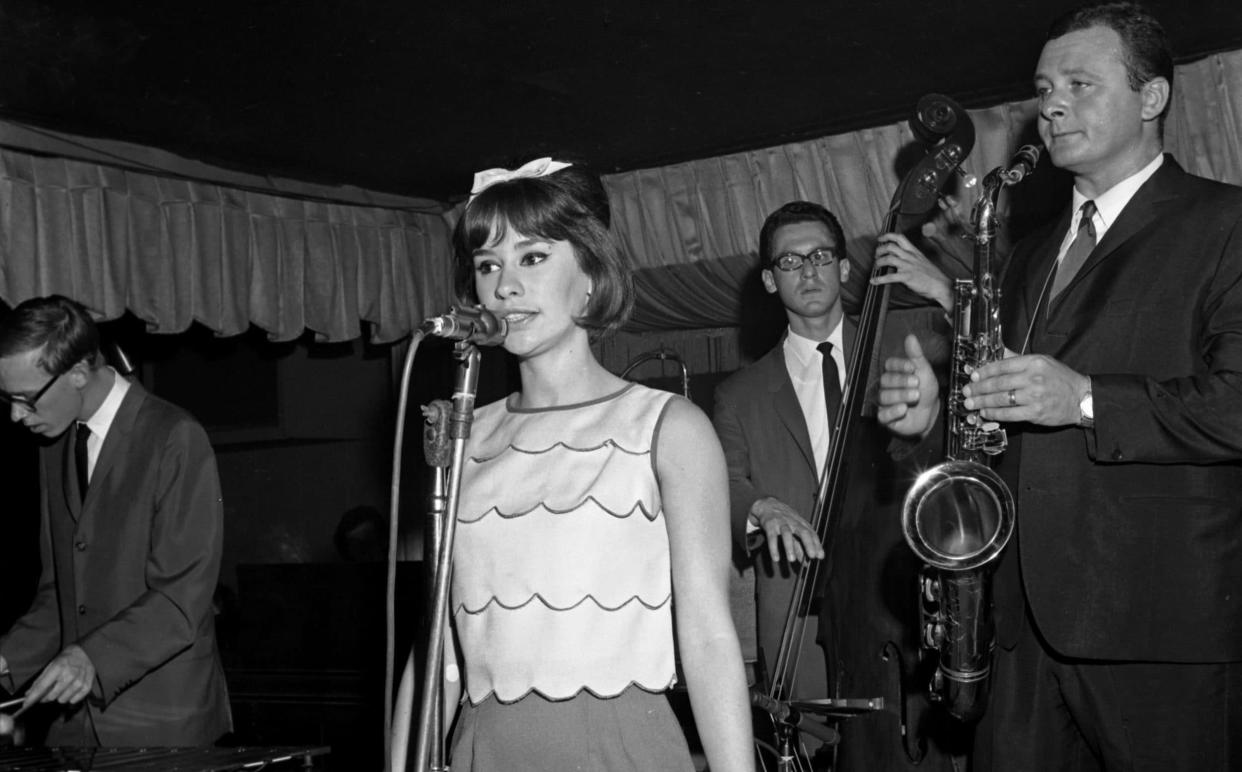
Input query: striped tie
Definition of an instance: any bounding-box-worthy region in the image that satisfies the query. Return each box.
[1050,200,1098,300]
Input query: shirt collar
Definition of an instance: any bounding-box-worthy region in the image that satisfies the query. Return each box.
[82,367,131,440]
[1072,153,1164,237]
[783,320,845,368]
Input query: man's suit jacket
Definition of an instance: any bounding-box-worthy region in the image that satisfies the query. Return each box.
[713,319,864,695]
[0,380,232,745]
[996,156,1242,662]
[715,310,962,770]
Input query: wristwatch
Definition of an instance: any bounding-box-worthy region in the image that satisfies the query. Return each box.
[1078,377,1094,428]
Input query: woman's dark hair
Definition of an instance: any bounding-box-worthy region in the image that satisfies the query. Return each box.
[0,295,101,374]
[452,164,634,336]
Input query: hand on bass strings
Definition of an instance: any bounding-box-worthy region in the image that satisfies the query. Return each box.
[749,497,824,564]
[877,334,940,437]
[963,354,1090,426]
[870,233,954,312]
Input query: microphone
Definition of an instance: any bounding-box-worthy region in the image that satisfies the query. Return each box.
[999,144,1042,184]
[419,306,508,346]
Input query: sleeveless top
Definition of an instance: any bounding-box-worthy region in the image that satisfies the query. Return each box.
[452,383,678,704]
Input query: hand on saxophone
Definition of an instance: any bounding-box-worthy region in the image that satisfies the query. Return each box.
[962,354,1090,426]
[870,233,954,312]
[877,334,940,437]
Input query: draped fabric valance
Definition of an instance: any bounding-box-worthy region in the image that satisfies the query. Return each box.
[604,48,1242,333]
[0,126,453,343]
[1,49,1239,343]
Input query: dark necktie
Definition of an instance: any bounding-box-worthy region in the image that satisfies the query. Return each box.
[75,422,91,501]
[1050,200,1098,300]
[817,341,843,429]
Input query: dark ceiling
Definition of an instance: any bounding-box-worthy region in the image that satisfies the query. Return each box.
[2,0,1240,202]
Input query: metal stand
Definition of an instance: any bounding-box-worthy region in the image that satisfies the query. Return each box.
[411,342,483,772]
[418,398,451,772]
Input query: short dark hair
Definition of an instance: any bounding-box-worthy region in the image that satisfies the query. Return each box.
[758,201,847,265]
[0,295,101,374]
[452,164,634,336]
[1048,2,1174,113]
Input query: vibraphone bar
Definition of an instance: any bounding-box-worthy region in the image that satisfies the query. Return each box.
[0,745,330,771]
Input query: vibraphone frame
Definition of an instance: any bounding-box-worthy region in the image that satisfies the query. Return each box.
[0,745,329,770]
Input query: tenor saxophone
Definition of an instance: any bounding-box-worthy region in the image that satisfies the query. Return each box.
[899,145,1040,723]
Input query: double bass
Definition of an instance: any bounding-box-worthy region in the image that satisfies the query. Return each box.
[755,95,975,770]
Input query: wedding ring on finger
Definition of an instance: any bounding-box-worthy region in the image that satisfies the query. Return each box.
[1008,389,1017,407]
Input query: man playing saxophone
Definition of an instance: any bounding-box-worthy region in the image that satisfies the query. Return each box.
[877,2,1242,770]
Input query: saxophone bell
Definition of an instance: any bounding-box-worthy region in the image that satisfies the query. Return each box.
[903,461,1013,573]
[902,459,1014,724]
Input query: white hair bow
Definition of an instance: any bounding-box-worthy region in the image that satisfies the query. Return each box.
[469,157,572,202]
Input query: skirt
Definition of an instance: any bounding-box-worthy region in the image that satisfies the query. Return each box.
[449,686,696,772]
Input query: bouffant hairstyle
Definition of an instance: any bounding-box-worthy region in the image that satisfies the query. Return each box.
[452,164,634,336]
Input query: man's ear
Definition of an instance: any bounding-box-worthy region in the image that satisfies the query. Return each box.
[761,268,777,295]
[839,258,851,285]
[1140,76,1170,122]
[66,361,90,389]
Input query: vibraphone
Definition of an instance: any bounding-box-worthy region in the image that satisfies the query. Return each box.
[0,745,329,770]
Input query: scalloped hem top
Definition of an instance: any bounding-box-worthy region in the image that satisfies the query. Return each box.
[453,384,678,703]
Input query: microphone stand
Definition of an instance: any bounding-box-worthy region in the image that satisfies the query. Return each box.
[750,689,842,771]
[412,341,482,772]
[419,399,451,771]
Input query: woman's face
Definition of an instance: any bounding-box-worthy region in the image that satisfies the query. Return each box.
[471,224,592,358]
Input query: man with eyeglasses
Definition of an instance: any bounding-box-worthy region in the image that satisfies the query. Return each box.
[712,201,956,770]
[0,295,231,747]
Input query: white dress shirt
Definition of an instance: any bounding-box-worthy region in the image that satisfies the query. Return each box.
[1056,153,1164,265]
[79,368,131,482]
[783,321,846,475]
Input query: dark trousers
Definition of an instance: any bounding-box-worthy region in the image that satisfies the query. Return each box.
[976,608,1242,772]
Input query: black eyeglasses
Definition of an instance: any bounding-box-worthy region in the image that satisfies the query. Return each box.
[0,370,64,413]
[770,247,841,272]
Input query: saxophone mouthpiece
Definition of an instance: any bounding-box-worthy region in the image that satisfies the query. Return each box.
[1000,145,1042,185]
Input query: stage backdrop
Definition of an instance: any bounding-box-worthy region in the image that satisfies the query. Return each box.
[0,49,1239,352]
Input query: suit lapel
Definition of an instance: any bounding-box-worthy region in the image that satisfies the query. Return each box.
[1046,156,1183,311]
[83,381,146,513]
[1040,156,1186,355]
[1000,210,1065,359]
[760,340,817,474]
[764,320,855,475]
[842,316,858,361]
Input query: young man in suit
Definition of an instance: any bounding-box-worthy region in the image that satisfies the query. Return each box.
[878,3,1242,769]
[713,202,960,770]
[0,295,232,746]
[713,202,847,768]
